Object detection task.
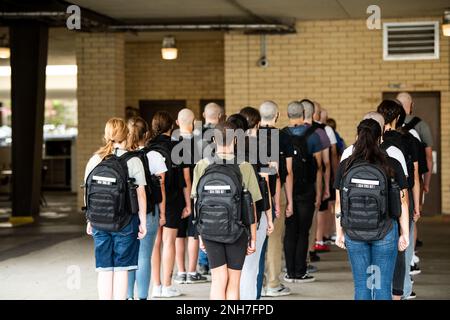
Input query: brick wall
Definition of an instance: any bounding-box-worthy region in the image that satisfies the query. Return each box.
[224,18,450,213]
[76,33,125,206]
[125,39,224,118]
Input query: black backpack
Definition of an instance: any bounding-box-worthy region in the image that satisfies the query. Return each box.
[283,125,317,194]
[381,131,415,189]
[195,163,245,244]
[402,117,429,175]
[147,139,176,194]
[340,161,400,241]
[129,148,163,214]
[84,152,139,232]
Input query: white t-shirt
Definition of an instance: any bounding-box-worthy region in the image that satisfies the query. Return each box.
[84,149,147,185]
[340,144,408,177]
[324,125,337,145]
[142,148,167,175]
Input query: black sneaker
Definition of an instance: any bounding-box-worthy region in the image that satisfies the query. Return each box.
[309,251,321,262]
[198,265,210,276]
[410,264,421,276]
[283,274,297,283]
[186,272,208,284]
[295,274,316,284]
[416,239,423,248]
[323,236,334,245]
[406,292,417,300]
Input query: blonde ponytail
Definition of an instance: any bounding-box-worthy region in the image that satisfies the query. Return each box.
[127,116,150,151]
[96,117,129,160]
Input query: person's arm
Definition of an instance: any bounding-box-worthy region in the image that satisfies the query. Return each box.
[314,151,323,209]
[137,185,147,239]
[322,148,331,201]
[158,172,166,226]
[259,172,274,235]
[334,189,345,249]
[274,175,281,218]
[424,146,433,193]
[284,157,294,217]
[398,188,410,251]
[182,167,192,218]
[247,205,257,255]
[413,162,421,222]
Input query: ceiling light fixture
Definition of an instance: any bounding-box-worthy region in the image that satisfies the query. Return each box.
[161,36,178,60]
[443,10,450,36]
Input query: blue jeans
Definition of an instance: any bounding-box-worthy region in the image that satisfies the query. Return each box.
[345,221,399,300]
[199,248,209,269]
[402,221,415,299]
[127,206,160,299]
[256,237,268,299]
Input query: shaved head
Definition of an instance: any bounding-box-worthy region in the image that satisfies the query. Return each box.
[177,108,195,126]
[396,92,413,115]
[177,108,195,133]
[259,100,279,122]
[363,111,385,132]
[203,102,222,125]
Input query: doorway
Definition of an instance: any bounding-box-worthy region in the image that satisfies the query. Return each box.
[139,100,187,126]
[383,91,441,215]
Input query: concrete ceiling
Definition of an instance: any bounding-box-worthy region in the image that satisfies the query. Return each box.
[70,0,449,21]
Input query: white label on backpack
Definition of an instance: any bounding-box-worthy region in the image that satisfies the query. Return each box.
[351,178,379,186]
[93,176,117,185]
[205,185,231,191]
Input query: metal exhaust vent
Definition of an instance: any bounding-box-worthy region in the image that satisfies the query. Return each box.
[383,22,439,60]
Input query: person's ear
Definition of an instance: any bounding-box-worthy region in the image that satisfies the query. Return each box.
[176,119,180,127]
[275,112,279,122]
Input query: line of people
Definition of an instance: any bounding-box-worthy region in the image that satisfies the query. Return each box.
[83,92,431,300]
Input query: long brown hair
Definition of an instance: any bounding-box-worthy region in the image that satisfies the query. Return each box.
[345,119,393,177]
[96,117,129,160]
[127,116,150,150]
[149,111,175,141]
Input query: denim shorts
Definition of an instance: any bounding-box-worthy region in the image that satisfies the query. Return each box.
[92,215,140,272]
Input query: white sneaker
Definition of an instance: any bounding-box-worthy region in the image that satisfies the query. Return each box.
[151,285,162,298]
[413,254,420,264]
[261,287,266,297]
[161,286,182,298]
[265,284,292,297]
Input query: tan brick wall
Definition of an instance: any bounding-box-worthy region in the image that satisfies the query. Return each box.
[224,18,450,213]
[76,33,125,207]
[125,38,224,118]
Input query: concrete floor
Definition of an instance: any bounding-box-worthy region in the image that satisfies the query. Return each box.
[0,193,449,300]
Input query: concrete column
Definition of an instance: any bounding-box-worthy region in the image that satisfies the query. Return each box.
[9,22,48,225]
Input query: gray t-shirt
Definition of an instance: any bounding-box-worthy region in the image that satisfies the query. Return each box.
[84,149,147,186]
[405,115,433,148]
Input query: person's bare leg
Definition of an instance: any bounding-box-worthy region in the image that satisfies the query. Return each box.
[327,201,336,236]
[113,270,128,300]
[175,237,186,273]
[188,237,199,273]
[97,271,114,300]
[226,269,242,300]
[210,265,228,300]
[151,227,163,286]
[162,227,178,287]
[316,211,327,244]
[309,211,318,252]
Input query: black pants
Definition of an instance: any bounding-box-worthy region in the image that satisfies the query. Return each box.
[284,190,316,277]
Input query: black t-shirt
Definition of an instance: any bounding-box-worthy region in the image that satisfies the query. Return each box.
[334,157,408,191]
[258,125,294,185]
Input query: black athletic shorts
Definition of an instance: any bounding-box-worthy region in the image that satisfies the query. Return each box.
[202,231,248,270]
[177,212,197,238]
[164,193,183,229]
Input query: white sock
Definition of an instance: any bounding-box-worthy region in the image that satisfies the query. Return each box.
[177,272,186,276]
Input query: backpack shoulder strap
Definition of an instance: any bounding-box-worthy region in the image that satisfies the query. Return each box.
[403,116,422,131]
[303,125,317,139]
